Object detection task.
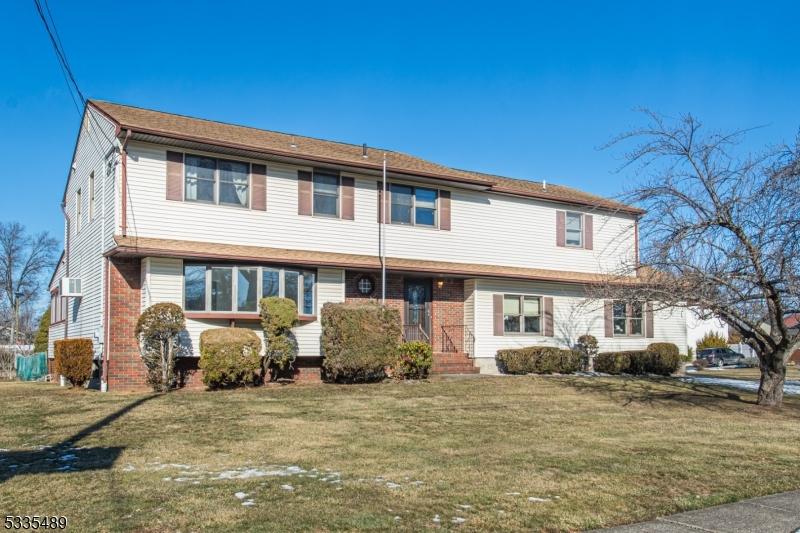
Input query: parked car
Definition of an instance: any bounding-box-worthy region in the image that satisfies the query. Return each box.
[697,347,745,367]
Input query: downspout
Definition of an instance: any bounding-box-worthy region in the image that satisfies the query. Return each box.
[120,129,131,236]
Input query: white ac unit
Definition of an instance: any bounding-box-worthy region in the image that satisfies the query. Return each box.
[61,277,83,297]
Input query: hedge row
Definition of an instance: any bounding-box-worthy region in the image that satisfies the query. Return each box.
[594,343,681,376]
[496,346,582,375]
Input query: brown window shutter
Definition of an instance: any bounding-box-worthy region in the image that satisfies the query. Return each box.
[584,214,593,250]
[341,176,354,220]
[298,170,312,215]
[493,294,504,336]
[166,151,184,201]
[543,297,554,337]
[604,300,614,337]
[251,163,267,211]
[556,210,566,247]
[645,302,655,338]
[439,190,451,231]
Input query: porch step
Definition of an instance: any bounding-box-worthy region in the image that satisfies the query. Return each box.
[431,352,479,375]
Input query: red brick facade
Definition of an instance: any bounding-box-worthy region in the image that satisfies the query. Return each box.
[106,257,148,391]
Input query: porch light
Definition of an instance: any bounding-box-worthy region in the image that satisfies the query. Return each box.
[436,279,445,289]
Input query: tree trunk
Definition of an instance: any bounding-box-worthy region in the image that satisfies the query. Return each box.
[161,342,169,393]
[757,353,786,407]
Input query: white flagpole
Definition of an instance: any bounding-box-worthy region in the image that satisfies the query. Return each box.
[381,154,387,305]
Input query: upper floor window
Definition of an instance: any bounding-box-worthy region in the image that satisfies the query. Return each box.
[565,212,582,247]
[613,300,643,336]
[503,294,542,334]
[391,184,438,227]
[89,172,96,220]
[313,171,339,217]
[184,264,316,315]
[185,155,250,208]
[75,189,82,233]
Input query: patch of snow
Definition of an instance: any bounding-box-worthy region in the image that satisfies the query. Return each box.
[394,516,401,521]
[458,504,472,510]
[0,448,9,453]
[432,515,441,523]
[280,484,294,491]
[451,516,466,524]
[528,497,550,503]
[386,482,401,489]
[242,500,255,507]
[162,477,172,481]
[234,492,248,499]
[122,464,136,472]
[680,376,800,396]
[411,480,424,486]
[505,492,521,496]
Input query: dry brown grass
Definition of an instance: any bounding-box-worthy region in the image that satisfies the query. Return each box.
[691,365,800,381]
[0,376,799,531]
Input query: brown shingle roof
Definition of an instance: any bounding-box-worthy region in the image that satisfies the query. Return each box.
[111,235,639,285]
[90,100,642,214]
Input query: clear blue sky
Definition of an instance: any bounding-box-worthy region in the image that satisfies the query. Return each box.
[2,0,798,246]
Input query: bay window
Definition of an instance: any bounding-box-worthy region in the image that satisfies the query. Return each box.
[183,264,316,315]
[503,295,542,334]
[184,154,250,207]
[613,300,644,336]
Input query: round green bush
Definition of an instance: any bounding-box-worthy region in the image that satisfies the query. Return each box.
[199,328,262,389]
[394,341,433,379]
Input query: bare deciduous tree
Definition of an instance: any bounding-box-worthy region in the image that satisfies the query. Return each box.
[601,111,800,407]
[0,222,58,345]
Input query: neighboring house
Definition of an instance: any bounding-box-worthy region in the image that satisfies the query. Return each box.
[48,101,689,391]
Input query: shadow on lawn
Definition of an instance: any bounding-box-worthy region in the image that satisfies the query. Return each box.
[555,376,797,412]
[0,395,157,483]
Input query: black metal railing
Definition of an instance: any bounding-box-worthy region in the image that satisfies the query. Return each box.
[402,324,430,344]
[440,324,475,357]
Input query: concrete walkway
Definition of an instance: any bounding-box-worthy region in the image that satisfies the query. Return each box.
[598,490,800,532]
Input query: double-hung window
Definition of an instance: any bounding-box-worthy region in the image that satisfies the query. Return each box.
[50,288,67,323]
[613,300,644,336]
[503,295,542,334]
[184,264,317,316]
[390,184,438,227]
[565,212,583,247]
[313,171,340,216]
[185,155,250,208]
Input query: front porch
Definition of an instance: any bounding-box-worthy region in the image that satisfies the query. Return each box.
[344,271,479,374]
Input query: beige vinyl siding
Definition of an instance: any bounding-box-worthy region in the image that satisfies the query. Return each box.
[141,258,345,357]
[471,278,687,374]
[56,107,118,358]
[123,142,637,275]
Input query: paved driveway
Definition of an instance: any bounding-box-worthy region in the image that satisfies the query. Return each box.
[597,490,800,532]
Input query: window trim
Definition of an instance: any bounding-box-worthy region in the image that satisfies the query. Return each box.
[565,211,583,248]
[183,153,252,209]
[612,300,644,337]
[502,293,543,335]
[50,287,67,325]
[312,170,341,218]
[389,183,439,228]
[183,263,317,317]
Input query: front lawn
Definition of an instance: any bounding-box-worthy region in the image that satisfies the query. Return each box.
[690,365,800,381]
[1,376,799,531]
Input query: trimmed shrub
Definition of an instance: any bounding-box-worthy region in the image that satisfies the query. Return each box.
[135,303,186,392]
[594,351,635,375]
[260,297,299,379]
[595,345,682,376]
[393,341,433,379]
[54,338,94,387]
[696,331,728,351]
[496,346,582,375]
[321,302,402,382]
[692,358,709,370]
[646,343,682,375]
[575,334,599,371]
[199,328,262,389]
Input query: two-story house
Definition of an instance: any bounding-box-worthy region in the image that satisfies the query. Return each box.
[48,101,688,391]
